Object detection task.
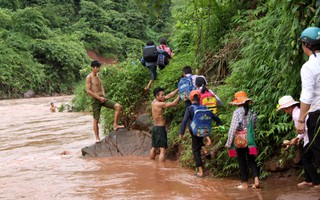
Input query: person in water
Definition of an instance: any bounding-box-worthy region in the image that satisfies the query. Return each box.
[86,60,124,143]
[150,87,179,162]
[50,102,57,112]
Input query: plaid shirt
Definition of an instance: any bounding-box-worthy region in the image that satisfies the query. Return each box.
[225,106,257,148]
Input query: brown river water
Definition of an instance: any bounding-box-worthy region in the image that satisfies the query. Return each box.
[0,96,319,200]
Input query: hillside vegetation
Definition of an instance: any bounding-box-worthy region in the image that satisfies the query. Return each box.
[1,0,319,178]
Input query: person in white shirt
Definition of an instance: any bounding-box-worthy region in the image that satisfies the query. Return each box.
[296,27,320,170]
[277,95,320,187]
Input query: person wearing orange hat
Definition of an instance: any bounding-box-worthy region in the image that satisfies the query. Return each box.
[225,91,259,189]
[179,90,222,177]
[277,95,320,187]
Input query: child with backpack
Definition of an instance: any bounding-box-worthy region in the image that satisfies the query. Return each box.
[179,90,223,177]
[277,95,320,187]
[178,66,198,108]
[195,76,224,114]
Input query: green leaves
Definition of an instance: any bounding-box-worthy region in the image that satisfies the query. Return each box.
[12,7,51,39]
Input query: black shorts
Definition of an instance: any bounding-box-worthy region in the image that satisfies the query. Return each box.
[151,126,167,148]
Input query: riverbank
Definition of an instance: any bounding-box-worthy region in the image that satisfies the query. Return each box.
[0,96,319,199]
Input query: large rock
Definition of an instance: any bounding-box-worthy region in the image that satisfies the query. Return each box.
[24,90,35,98]
[131,113,152,132]
[82,129,151,157]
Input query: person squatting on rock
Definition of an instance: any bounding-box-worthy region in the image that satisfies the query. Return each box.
[225,91,260,189]
[179,90,222,177]
[86,60,124,143]
[277,95,320,188]
[296,27,320,171]
[150,87,179,162]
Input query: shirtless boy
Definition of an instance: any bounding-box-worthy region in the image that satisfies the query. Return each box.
[150,87,179,162]
[86,60,124,142]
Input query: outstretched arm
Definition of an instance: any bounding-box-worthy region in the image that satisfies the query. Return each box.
[165,89,179,100]
[162,95,180,108]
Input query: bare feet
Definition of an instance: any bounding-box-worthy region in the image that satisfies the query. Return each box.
[297,181,313,187]
[236,183,249,189]
[95,138,100,143]
[195,172,204,178]
[113,125,124,131]
[253,176,260,189]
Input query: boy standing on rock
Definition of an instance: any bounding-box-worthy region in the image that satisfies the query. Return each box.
[86,60,124,143]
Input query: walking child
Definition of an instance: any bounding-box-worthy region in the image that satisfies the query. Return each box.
[179,90,222,177]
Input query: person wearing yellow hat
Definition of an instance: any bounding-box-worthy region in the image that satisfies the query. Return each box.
[179,90,222,177]
[277,95,320,187]
[225,91,259,189]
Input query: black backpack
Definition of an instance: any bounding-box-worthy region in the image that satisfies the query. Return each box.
[143,46,158,62]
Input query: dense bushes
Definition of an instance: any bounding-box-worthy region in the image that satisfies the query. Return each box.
[0,0,168,98]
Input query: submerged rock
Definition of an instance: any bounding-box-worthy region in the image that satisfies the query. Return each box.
[82,128,151,158]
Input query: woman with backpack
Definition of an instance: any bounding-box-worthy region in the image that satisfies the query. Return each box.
[225,91,260,189]
[179,90,222,177]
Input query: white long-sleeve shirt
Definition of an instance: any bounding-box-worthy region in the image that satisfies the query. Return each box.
[300,52,320,112]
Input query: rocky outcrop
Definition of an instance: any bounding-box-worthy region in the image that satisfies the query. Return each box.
[24,90,35,98]
[82,129,152,158]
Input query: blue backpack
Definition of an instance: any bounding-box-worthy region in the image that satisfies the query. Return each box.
[178,76,194,101]
[190,105,213,137]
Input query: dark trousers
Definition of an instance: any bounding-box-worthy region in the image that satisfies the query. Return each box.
[236,147,259,182]
[302,144,320,184]
[307,110,320,166]
[191,134,204,167]
[184,100,191,108]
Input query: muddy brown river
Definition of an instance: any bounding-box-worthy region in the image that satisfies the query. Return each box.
[0,96,319,200]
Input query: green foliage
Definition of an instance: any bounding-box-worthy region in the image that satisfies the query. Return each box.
[0,42,45,98]
[73,60,149,131]
[79,1,112,32]
[0,0,22,10]
[12,7,51,39]
[0,8,12,29]
[30,35,90,93]
[83,31,122,58]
